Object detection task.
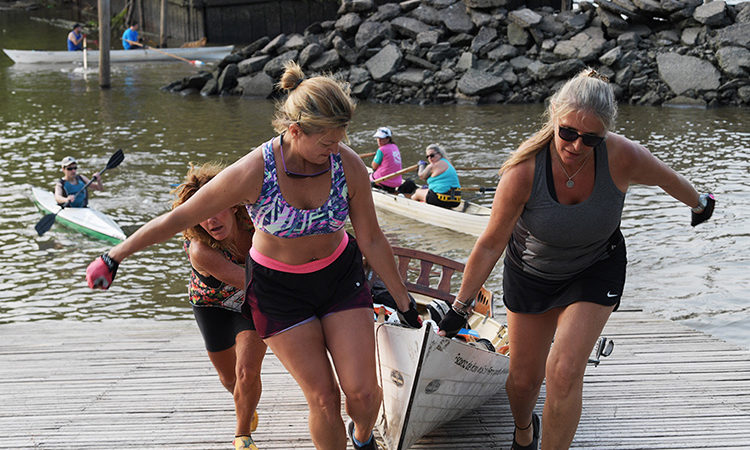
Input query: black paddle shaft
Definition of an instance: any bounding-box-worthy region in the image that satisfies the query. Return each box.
[35,149,124,236]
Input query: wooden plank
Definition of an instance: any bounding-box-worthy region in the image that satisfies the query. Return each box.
[0,310,748,449]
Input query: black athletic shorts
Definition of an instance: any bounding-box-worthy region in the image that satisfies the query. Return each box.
[192,305,255,352]
[426,189,461,208]
[503,231,627,314]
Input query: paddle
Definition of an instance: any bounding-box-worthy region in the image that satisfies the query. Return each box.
[453,167,501,171]
[125,39,206,66]
[359,151,376,159]
[372,164,419,184]
[458,187,496,193]
[35,149,125,237]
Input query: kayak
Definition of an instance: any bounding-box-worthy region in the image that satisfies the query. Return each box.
[3,46,234,64]
[31,187,126,243]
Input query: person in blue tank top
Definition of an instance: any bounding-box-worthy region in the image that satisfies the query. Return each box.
[67,24,84,51]
[121,23,140,50]
[411,143,461,208]
[437,68,715,450]
[54,156,103,207]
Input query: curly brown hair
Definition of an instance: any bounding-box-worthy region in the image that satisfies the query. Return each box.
[171,162,252,254]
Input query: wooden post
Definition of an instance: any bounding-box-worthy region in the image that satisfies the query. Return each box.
[561,0,572,11]
[137,0,143,31]
[159,0,167,47]
[98,0,110,88]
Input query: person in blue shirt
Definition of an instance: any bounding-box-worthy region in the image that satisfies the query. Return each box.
[67,24,84,51]
[54,156,104,207]
[122,23,140,50]
[411,144,461,208]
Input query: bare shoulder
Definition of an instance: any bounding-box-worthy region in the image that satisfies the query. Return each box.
[502,156,535,191]
[339,142,369,178]
[606,132,655,183]
[215,144,266,204]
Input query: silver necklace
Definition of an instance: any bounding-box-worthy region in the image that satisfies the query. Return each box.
[555,150,592,188]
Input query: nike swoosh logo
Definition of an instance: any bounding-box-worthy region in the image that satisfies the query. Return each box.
[607,291,618,298]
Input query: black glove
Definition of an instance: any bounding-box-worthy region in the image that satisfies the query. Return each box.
[397,295,422,328]
[437,308,468,338]
[691,193,715,227]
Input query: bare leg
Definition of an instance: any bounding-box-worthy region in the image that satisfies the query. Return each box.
[264,319,347,449]
[541,302,614,450]
[322,308,381,445]
[505,309,559,446]
[411,187,428,202]
[207,345,238,394]
[234,330,267,435]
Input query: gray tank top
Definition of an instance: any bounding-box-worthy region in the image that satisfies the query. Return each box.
[505,143,626,280]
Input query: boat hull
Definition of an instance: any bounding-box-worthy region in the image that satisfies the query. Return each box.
[31,187,126,244]
[3,46,234,64]
[375,320,510,450]
[370,188,491,237]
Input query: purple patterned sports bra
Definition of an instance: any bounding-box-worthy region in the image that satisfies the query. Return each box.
[247,136,349,239]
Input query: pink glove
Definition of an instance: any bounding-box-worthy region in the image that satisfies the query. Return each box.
[86,253,119,289]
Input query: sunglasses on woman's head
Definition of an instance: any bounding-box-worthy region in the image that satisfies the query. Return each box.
[558,126,605,147]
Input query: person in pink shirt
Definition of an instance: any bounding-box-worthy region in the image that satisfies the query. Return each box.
[369,127,403,192]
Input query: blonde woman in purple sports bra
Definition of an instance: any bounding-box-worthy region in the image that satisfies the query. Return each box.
[86,61,422,450]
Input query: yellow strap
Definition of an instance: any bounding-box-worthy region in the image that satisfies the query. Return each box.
[436,192,461,202]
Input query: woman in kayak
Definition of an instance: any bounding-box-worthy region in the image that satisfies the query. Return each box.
[86,60,422,450]
[54,156,103,207]
[173,162,266,450]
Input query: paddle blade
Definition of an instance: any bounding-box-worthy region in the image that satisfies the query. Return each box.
[35,213,57,236]
[106,149,124,170]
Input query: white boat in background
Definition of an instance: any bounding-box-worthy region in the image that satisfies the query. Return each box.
[370,188,491,237]
[3,46,234,64]
[368,247,510,450]
[31,187,126,243]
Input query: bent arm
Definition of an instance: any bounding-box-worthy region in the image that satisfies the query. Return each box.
[54,181,68,204]
[189,241,246,289]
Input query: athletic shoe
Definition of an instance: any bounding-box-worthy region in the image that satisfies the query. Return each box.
[233,435,258,450]
[346,418,379,450]
[511,412,540,450]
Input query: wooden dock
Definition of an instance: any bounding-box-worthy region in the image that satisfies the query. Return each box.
[1,310,749,449]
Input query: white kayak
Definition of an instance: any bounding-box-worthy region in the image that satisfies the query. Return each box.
[31,187,126,243]
[3,46,234,64]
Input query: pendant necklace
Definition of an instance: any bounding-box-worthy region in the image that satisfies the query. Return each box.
[555,150,592,188]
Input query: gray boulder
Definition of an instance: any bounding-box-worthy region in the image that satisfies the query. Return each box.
[471,26,498,54]
[263,50,299,78]
[370,3,400,22]
[693,1,727,27]
[456,51,477,71]
[487,44,518,61]
[711,23,750,48]
[200,78,218,96]
[237,72,274,98]
[338,0,374,14]
[457,69,505,95]
[355,21,389,50]
[411,5,443,26]
[716,46,750,77]
[417,30,441,47]
[261,34,286,55]
[238,55,271,76]
[657,52,721,95]
[507,22,529,46]
[404,54,439,71]
[299,44,324,68]
[308,49,341,72]
[366,43,403,81]
[681,27,702,46]
[508,8,542,28]
[333,36,359,65]
[464,0,509,8]
[442,3,474,34]
[631,0,662,14]
[391,17,431,39]
[217,63,239,93]
[349,66,371,85]
[391,68,426,86]
[335,12,362,35]
[599,46,622,66]
[279,34,306,52]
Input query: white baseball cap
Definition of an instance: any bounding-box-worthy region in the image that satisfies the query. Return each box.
[60,156,77,168]
[373,127,392,139]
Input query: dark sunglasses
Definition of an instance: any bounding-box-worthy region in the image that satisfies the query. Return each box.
[558,126,605,147]
[426,153,438,159]
[65,166,78,171]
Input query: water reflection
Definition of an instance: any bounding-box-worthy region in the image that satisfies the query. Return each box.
[0,12,747,349]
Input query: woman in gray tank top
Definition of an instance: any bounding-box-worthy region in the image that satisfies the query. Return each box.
[438,69,715,450]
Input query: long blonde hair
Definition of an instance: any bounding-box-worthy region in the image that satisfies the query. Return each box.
[500,68,617,174]
[172,162,252,255]
[271,61,355,138]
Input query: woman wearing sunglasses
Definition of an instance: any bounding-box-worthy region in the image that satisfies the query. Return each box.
[410,144,462,208]
[438,68,715,450]
[86,61,422,450]
[54,156,103,207]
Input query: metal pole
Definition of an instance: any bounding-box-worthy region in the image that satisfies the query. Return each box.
[159,0,167,47]
[98,0,110,88]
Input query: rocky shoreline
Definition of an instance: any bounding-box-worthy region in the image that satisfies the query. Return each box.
[162,0,750,107]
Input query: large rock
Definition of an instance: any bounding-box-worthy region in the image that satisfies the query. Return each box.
[710,23,750,48]
[308,49,341,72]
[365,43,403,81]
[355,21,389,50]
[391,16,431,39]
[333,36,359,65]
[508,8,542,28]
[411,5,442,26]
[657,52,721,95]
[335,12,362,34]
[442,3,474,34]
[487,44,518,61]
[299,44,324,68]
[507,22,529,46]
[715,46,750,77]
[457,69,505,95]
[237,72,274,98]
[417,30,441,47]
[391,68,426,86]
[693,1,727,27]
[263,50,299,78]
[217,63,239,93]
[338,0,374,14]
[631,0,663,14]
[261,34,286,54]
[279,34,306,52]
[370,3,400,22]
[470,26,498,54]
[238,55,271,76]
[555,27,606,61]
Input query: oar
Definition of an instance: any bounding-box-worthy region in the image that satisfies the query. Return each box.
[35,149,125,237]
[458,187,496,193]
[83,36,88,70]
[359,151,376,159]
[372,164,419,184]
[453,167,501,171]
[125,39,206,66]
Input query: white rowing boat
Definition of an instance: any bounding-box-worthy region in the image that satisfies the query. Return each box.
[3,46,234,64]
[369,247,510,450]
[370,188,491,237]
[31,187,126,243]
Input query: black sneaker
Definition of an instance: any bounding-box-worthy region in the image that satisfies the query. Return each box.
[346,418,378,450]
[511,412,540,450]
